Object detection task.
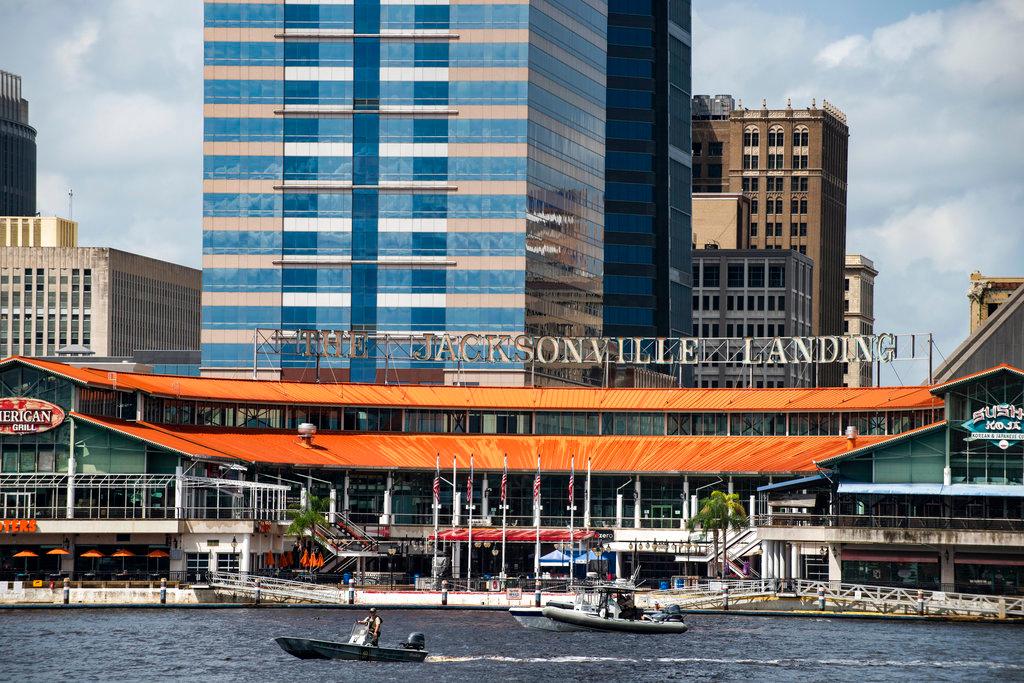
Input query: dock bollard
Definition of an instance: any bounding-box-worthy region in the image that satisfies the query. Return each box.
[916,590,924,616]
[255,578,261,606]
[441,580,448,606]
[348,578,355,605]
[817,586,825,611]
[62,577,70,605]
[160,577,167,605]
[534,579,542,607]
[723,584,730,611]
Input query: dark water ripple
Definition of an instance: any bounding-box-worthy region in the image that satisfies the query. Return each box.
[1,608,1022,682]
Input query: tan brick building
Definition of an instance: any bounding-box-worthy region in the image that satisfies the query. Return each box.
[0,216,77,247]
[692,95,849,385]
[843,254,877,387]
[967,271,1024,334]
[692,193,749,249]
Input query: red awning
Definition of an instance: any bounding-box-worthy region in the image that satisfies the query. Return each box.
[430,528,596,543]
[955,553,1024,567]
[843,549,939,563]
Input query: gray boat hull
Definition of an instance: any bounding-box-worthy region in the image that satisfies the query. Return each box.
[275,636,428,662]
[509,606,586,632]
[541,606,688,634]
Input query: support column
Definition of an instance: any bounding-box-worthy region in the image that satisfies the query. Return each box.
[763,541,774,579]
[749,495,756,526]
[615,551,624,579]
[451,542,461,579]
[381,471,393,524]
[342,471,351,512]
[66,418,77,519]
[633,476,641,529]
[481,473,489,520]
[681,476,690,527]
[791,544,801,580]
[940,547,955,590]
[174,465,184,519]
[615,494,623,528]
[453,492,462,527]
[728,476,734,495]
[329,488,337,522]
[827,544,842,582]
[240,535,251,573]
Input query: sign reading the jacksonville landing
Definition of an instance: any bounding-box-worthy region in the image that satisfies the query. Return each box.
[273,330,899,366]
[0,398,65,435]
[962,404,1024,450]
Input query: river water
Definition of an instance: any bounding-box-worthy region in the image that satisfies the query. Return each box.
[1,608,1021,682]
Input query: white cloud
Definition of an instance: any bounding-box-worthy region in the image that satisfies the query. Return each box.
[815,35,869,68]
[53,20,100,82]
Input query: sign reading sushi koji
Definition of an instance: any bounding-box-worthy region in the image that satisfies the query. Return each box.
[963,403,1024,450]
[0,398,65,435]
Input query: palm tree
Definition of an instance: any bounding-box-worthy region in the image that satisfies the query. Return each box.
[686,491,748,580]
[287,495,330,540]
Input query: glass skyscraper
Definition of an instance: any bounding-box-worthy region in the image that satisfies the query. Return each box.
[603,1,691,344]
[203,1,605,383]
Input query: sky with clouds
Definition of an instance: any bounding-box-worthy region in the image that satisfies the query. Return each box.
[1,0,1021,384]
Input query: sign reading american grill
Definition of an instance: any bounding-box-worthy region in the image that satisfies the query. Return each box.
[0,398,65,435]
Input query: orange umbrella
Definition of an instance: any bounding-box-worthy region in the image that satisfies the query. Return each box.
[300,549,309,568]
[112,549,135,557]
[13,550,38,558]
[80,550,104,558]
[147,550,170,559]
[46,548,71,556]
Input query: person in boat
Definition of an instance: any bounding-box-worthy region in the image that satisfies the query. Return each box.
[614,591,644,621]
[359,607,383,646]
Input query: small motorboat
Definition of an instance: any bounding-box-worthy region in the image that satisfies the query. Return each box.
[541,586,688,634]
[275,623,429,662]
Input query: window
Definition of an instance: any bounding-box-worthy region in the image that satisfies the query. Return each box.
[792,127,809,146]
[844,278,850,291]
[748,263,765,287]
[767,153,784,169]
[749,222,758,236]
[768,127,784,147]
[709,141,723,156]
[742,177,759,192]
[791,176,808,191]
[708,164,722,178]
[750,199,759,214]
[727,264,745,288]
[692,142,702,156]
[743,127,759,147]
[743,154,759,170]
[766,177,783,191]
[792,154,808,169]
[702,263,720,287]
[768,264,785,288]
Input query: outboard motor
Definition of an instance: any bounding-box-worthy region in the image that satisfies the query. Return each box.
[402,632,426,651]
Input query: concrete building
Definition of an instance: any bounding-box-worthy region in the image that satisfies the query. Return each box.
[692,249,814,387]
[691,193,750,250]
[934,278,1024,382]
[0,216,78,247]
[0,71,35,216]
[202,1,607,385]
[692,95,849,385]
[967,271,1024,334]
[0,247,201,357]
[843,254,876,387]
[602,0,692,345]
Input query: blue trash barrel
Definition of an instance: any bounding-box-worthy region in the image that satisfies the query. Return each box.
[659,580,669,590]
[674,578,684,589]
[343,572,351,585]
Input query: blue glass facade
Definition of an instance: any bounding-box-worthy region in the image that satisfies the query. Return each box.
[202,1,605,383]
[603,0,692,347]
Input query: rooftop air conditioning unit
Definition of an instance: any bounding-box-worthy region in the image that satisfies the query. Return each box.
[845,426,858,440]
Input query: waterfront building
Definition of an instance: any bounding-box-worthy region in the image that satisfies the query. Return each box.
[0,71,35,217]
[935,277,1024,382]
[602,0,692,344]
[842,254,876,387]
[692,95,849,385]
[3,355,1018,595]
[0,246,201,357]
[0,216,77,248]
[202,0,606,386]
[691,249,814,388]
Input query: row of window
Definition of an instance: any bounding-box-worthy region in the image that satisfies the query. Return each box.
[741,177,810,192]
[742,128,810,147]
[134,397,939,438]
[743,155,810,170]
[693,293,788,312]
[693,262,787,289]
[691,141,724,156]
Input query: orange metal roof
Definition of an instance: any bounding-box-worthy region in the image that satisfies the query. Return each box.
[3,356,943,413]
[73,413,905,475]
[930,363,1024,394]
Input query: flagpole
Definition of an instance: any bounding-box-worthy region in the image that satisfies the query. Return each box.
[534,453,541,578]
[467,453,474,583]
[501,453,508,581]
[568,453,575,590]
[452,455,458,579]
[432,453,440,582]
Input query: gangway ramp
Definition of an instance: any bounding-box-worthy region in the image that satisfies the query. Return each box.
[210,571,346,604]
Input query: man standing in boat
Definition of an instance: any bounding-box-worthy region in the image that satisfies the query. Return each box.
[359,608,383,646]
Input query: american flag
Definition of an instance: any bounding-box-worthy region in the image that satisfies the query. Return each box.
[568,460,575,502]
[533,470,541,501]
[467,455,474,506]
[433,455,440,502]
[500,455,508,503]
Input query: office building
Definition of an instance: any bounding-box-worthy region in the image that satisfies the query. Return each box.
[602,0,692,342]
[843,254,876,387]
[202,1,607,385]
[0,246,201,358]
[0,216,78,247]
[967,271,1023,334]
[0,71,36,216]
[692,95,849,385]
[692,249,814,387]
[691,193,749,249]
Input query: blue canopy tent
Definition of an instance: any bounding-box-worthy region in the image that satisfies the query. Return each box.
[539,549,601,566]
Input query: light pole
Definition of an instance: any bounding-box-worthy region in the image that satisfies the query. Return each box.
[387,547,397,587]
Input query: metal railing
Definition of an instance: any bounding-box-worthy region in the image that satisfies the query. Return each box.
[755,513,1024,532]
[792,579,1024,618]
[209,571,346,604]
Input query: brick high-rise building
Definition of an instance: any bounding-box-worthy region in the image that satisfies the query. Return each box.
[843,254,876,387]
[692,95,849,385]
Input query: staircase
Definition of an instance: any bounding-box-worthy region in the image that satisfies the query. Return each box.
[674,527,761,578]
[312,512,382,574]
